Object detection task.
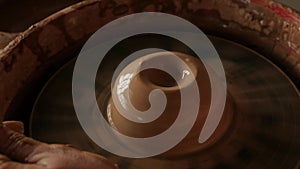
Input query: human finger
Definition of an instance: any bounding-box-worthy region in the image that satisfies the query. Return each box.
[0,124,47,162]
[3,121,24,134]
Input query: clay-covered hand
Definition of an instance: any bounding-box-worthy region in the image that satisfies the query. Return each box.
[0,121,118,169]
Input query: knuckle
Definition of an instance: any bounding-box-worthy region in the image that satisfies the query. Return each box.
[0,129,43,161]
[4,132,26,155]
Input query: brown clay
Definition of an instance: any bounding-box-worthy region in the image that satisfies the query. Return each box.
[107,52,234,157]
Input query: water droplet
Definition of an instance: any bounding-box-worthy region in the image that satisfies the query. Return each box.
[222,24,229,28]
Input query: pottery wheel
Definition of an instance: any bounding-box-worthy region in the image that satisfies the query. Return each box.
[30,36,300,169]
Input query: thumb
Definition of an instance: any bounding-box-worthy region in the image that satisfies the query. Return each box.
[3,121,24,134]
[0,123,46,162]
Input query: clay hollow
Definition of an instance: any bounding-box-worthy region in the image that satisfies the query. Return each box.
[104,52,234,158]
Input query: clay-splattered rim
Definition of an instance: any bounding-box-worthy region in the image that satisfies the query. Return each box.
[0,0,299,121]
